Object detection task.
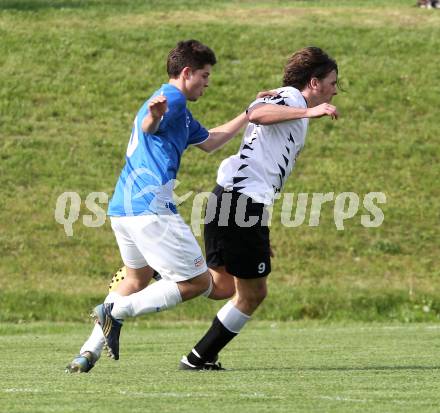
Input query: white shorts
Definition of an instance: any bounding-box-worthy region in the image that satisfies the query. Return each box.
[110,214,207,282]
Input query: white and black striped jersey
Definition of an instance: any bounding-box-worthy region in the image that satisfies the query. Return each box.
[217,86,309,205]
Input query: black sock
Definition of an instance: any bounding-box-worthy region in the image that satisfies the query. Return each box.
[186,316,237,366]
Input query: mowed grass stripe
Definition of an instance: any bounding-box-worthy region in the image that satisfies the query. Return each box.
[1,322,440,412]
[2,6,440,32]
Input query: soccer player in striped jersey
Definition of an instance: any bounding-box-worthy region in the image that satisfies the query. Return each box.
[180,46,340,370]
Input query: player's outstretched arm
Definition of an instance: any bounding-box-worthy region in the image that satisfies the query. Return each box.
[196,112,248,153]
[305,103,339,120]
[196,90,277,153]
[248,102,338,125]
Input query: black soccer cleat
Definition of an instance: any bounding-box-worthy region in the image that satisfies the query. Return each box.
[92,303,123,360]
[179,356,225,371]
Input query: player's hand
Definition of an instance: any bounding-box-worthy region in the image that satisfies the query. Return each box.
[307,103,339,120]
[148,93,168,120]
[270,246,275,258]
[256,89,278,99]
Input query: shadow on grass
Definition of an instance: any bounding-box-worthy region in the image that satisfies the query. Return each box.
[233,365,440,372]
[0,0,91,10]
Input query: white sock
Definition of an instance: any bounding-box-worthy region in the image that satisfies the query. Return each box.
[111,280,182,319]
[217,300,251,333]
[80,292,121,358]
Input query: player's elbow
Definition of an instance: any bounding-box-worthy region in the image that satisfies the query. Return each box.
[248,111,274,125]
[205,145,219,154]
[196,141,215,153]
[202,146,215,154]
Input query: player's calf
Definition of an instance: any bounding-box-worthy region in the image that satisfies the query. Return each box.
[232,277,268,315]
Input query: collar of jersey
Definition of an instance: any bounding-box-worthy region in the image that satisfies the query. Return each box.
[161,83,187,103]
[299,92,308,108]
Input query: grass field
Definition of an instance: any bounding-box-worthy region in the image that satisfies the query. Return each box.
[1,0,439,322]
[1,321,440,413]
[2,2,439,411]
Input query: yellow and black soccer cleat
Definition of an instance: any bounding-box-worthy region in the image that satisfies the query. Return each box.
[108,267,126,292]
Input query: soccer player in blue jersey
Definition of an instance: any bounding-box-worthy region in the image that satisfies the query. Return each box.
[66,39,272,372]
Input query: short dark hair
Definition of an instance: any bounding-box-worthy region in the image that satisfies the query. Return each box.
[283,47,338,90]
[167,40,217,78]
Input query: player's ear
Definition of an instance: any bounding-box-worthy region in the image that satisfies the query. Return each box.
[181,66,193,80]
[309,77,319,90]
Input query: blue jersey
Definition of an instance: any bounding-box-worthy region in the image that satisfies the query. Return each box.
[108,84,209,216]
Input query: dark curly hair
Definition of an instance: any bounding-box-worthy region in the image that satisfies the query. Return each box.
[283,47,338,90]
[167,40,217,78]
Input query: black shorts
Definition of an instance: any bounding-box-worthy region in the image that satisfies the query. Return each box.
[204,185,271,278]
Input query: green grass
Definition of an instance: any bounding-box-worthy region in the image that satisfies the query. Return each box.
[1,0,439,321]
[2,321,440,412]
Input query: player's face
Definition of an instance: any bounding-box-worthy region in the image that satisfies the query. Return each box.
[186,65,212,101]
[315,70,338,104]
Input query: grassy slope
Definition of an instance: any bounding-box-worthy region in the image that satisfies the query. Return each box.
[0,0,439,321]
[2,321,440,413]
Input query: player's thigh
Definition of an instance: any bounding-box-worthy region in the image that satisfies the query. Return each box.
[223,224,271,278]
[203,185,227,269]
[110,216,149,269]
[131,214,208,282]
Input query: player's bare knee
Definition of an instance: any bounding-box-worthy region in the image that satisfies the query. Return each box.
[209,278,235,300]
[209,284,235,300]
[235,297,261,315]
[222,283,236,299]
[178,271,211,300]
[235,288,266,313]
[208,267,235,300]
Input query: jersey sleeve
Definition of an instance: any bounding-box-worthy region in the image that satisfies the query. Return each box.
[247,87,306,112]
[281,88,307,108]
[187,111,209,146]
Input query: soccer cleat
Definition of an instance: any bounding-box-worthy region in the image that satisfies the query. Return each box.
[92,303,123,360]
[109,267,162,292]
[108,267,126,292]
[65,351,96,373]
[179,355,225,371]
